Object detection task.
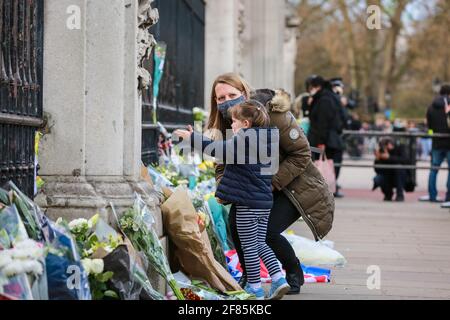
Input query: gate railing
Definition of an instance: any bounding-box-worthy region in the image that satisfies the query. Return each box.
[142,0,205,166]
[340,130,450,171]
[0,0,44,198]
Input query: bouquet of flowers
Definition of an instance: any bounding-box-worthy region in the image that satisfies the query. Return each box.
[117,193,184,300]
[0,238,46,300]
[153,165,189,188]
[56,214,122,300]
[0,200,46,300]
[197,161,216,183]
[45,220,92,300]
[0,188,9,208]
[187,191,227,268]
[0,205,29,249]
[0,239,44,277]
[8,182,44,241]
[193,107,209,123]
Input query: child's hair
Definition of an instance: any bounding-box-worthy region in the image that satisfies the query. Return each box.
[230,100,270,128]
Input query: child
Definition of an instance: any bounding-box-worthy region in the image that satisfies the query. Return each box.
[174,100,290,300]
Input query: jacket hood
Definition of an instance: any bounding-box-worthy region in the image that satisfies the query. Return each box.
[251,89,292,114]
[432,96,448,109]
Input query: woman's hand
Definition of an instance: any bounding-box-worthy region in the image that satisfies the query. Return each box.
[445,103,450,115]
[173,125,193,140]
[216,197,225,204]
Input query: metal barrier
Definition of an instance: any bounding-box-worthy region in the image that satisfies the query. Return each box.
[342,130,450,139]
[340,130,450,171]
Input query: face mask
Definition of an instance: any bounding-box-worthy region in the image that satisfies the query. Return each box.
[310,87,319,96]
[217,95,246,119]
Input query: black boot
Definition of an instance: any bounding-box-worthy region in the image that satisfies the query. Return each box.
[286,260,304,295]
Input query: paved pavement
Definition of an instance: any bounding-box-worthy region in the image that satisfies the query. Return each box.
[284,162,450,300]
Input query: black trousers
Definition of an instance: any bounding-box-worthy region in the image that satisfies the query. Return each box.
[229,191,305,283]
[327,148,343,181]
[374,169,406,198]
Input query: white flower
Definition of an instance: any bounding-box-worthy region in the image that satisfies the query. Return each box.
[91,259,104,274]
[68,218,88,230]
[12,239,44,260]
[1,260,43,277]
[0,253,13,269]
[0,239,44,276]
[81,258,93,274]
[81,258,104,275]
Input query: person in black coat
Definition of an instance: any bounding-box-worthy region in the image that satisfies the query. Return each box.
[373,138,408,201]
[424,84,450,202]
[330,78,352,197]
[307,76,345,196]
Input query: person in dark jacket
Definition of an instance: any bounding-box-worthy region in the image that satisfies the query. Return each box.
[174,101,290,300]
[422,84,450,203]
[307,76,345,196]
[330,78,352,197]
[373,138,408,201]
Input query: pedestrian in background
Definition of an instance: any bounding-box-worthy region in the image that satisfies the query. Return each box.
[420,84,450,207]
[307,75,345,198]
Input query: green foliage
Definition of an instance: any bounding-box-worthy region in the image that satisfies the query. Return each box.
[90,271,118,300]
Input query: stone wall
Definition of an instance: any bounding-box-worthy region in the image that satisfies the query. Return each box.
[38,0,167,294]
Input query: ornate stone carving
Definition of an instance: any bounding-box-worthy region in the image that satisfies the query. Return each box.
[137,0,159,89]
[235,0,246,72]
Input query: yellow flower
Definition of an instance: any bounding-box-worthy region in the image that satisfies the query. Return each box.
[205,161,215,169]
[203,193,215,201]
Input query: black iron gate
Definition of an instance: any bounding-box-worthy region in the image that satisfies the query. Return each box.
[142,0,205,165]
[0,0,44,198]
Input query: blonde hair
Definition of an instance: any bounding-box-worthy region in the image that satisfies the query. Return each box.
[207,73,253,135]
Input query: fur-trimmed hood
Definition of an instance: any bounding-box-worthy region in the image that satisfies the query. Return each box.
[251,89,292,114]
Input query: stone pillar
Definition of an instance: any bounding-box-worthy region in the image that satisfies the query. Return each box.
[284,13,301,98]
[204,0,240,109]
[37,0,160,232]
[241,0,286,90]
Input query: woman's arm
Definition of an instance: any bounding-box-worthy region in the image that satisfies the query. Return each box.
[174,128,233,163]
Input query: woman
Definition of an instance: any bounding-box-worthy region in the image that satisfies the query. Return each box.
[207,73,335,294]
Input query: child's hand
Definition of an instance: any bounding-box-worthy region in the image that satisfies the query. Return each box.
[174,125,193,140]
